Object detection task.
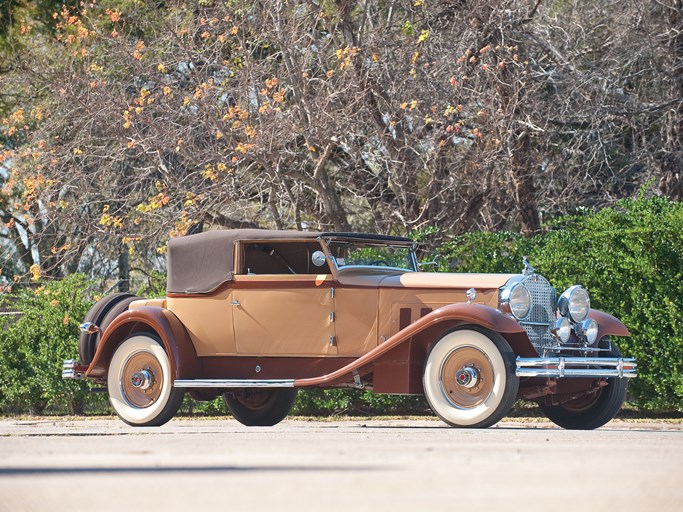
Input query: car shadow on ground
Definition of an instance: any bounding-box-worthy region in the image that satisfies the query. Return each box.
[0,464,382,476]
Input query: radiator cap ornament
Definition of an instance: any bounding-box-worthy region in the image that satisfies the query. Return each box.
[522,256,535,276]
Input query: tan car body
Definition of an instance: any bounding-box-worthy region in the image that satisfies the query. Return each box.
[82,231,630,398]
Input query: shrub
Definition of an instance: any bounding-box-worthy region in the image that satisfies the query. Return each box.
[436,194,683,411]
[292,389,430,416]
[435,230,530,274]
[528,195,683,410]
[0,274,107,414]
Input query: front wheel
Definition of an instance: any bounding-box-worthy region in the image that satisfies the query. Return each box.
[223,388,298,426]
[107,334,184,426]
[540,345,628,430]
[423,328,519,428]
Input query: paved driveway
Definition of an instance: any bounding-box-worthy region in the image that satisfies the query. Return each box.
[1,418,681,511]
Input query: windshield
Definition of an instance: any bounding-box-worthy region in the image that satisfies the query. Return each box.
[324,239,417,272]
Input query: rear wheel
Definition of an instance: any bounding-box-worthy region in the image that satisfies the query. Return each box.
[423,328,519,428]
[540,344,628,430]
[107,334,184,426]
[223,388,298,426]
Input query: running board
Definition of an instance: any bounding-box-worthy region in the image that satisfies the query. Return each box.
[173,379,295,388]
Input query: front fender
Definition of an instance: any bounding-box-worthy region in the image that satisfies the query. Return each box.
[295,303,530,391]
[86,306,200,380]
[589,309,630,339]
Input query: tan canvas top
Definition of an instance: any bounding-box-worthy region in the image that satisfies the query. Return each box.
[166,229,322,294]
[166,229,415,294]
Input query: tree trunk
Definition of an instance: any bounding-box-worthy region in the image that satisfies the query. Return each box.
[658,0,683,199]
[117,244,130,292]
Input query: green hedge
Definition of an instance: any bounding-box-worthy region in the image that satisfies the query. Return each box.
[434,194,683,411]
[0,275,108,414]
[0,195,681,415]
[531,196,683,410]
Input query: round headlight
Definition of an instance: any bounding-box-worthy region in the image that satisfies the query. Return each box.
[558,285,590,322]
[510,284,531,319]
[576,318,599,343]
[552,316,572,343]
[502,282,531,320]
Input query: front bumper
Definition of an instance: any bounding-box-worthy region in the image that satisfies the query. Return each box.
[516,357,637,378]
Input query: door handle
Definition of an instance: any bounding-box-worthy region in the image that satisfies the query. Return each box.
[231,300,241,306]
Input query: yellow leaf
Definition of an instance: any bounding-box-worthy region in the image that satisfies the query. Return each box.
[29,264,41,281]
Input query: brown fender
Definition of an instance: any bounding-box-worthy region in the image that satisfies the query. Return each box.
[294,303,530,390]
[85,306,200,380]
[589,309,630,339]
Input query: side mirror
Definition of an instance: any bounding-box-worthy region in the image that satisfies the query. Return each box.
[311,250,327,267]
[418,254,441,271]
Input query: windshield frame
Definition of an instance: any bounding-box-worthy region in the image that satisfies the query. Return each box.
[319,235,418,275]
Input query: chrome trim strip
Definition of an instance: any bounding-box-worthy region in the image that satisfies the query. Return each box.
[516,357,637,378]
[173,379,295,388]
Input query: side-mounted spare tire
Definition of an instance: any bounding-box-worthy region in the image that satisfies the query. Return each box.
[79,292,139,364]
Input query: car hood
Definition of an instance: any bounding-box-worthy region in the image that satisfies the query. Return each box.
[384,272,518,290]
[337,271,517,290]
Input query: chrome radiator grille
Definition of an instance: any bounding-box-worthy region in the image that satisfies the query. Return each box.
[520,274,557,355]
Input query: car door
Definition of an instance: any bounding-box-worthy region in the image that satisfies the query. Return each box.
[231,240,338,356]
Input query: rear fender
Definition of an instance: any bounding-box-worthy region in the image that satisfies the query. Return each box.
[86,306,200,380]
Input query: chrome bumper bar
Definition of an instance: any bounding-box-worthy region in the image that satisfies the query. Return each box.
[62,359,87,380]
[516,357,637,378]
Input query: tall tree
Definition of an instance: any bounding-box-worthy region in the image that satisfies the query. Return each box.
[0,0,680,281]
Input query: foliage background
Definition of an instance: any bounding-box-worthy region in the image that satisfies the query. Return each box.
[0,1,681,415]
[1,0,681,286]
[1,195,681,415]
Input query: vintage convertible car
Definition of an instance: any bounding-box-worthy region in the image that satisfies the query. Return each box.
[63,229,636,429]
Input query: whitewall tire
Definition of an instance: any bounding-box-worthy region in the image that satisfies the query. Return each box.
[423,328,519,428]
[107,334,184,426]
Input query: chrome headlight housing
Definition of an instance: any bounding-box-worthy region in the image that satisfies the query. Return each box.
[558,285,590,322]
[552,316,572,343]
[575,318,598,343]
[500,281,531,320]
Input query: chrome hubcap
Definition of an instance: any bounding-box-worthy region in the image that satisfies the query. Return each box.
[455,366,479,389]
[131,369,153,390]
